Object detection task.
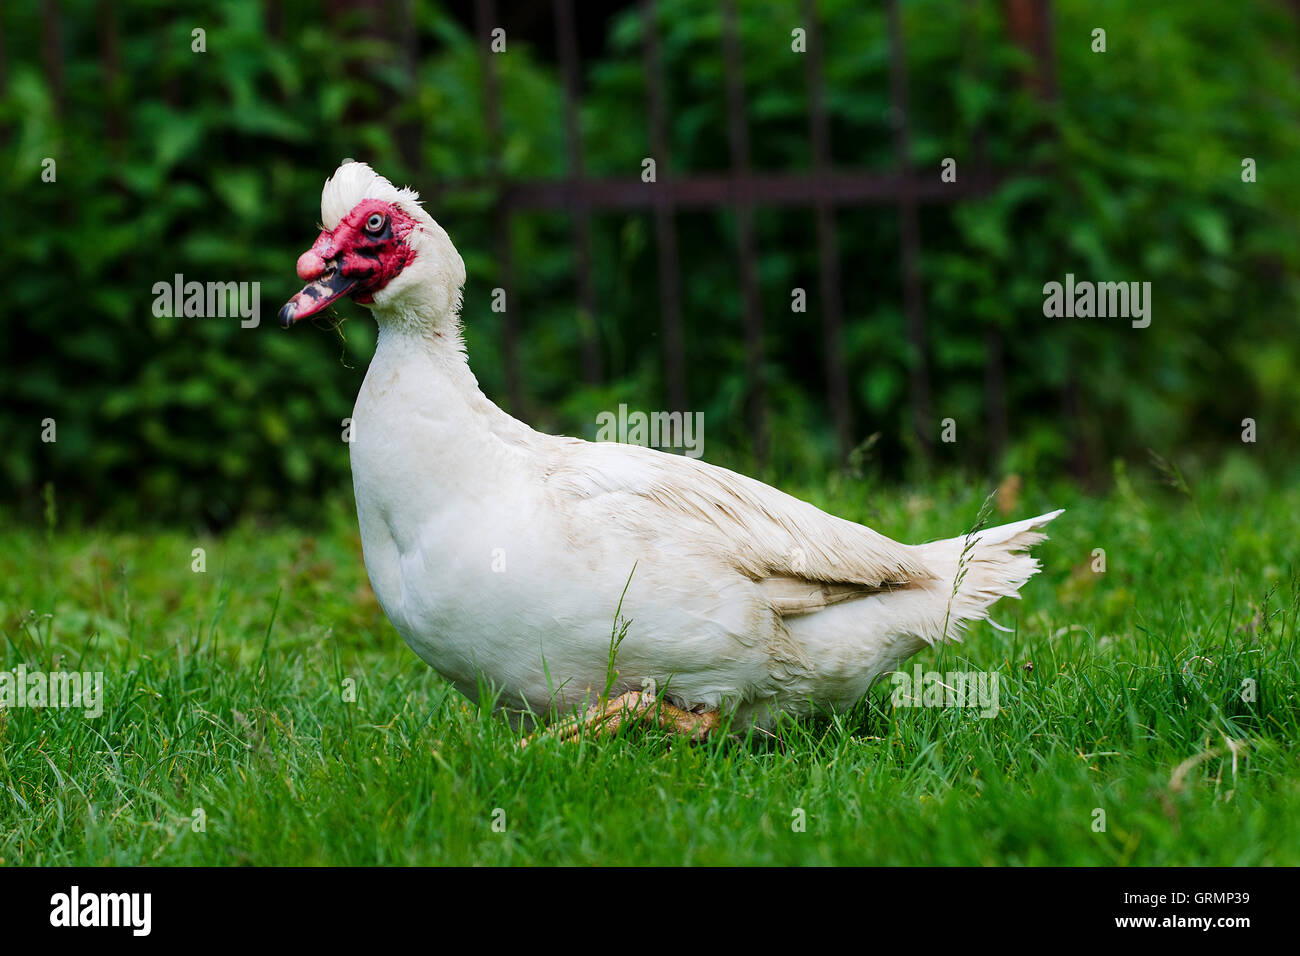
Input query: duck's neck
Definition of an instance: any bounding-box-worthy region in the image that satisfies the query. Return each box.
[366,317,534,448]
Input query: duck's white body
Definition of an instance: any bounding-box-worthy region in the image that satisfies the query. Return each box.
[304,163,1060,729]
[350,324,1058,727]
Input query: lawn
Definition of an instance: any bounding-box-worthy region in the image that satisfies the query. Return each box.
[2,470,1297,865]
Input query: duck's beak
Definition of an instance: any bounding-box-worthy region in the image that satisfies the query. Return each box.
[279,259,358,327]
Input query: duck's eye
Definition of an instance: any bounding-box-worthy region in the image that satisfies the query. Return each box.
[365,213,386,234]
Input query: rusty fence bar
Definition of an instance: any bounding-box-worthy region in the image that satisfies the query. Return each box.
[554,0,602,384]
[395,0,421,171]
[966,0,1008,469]
[642,0,689,413]
[802,0,852,461]
[493,169,1006,209]
[886,0,933,462]
[474,0,525,417]
[721,0,768,466]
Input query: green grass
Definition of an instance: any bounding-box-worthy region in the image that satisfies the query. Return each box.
[2,470,1298,865]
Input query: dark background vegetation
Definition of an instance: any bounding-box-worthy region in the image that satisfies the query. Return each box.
[3,0,1298,527]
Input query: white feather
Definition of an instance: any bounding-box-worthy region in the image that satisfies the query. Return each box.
[321,161,431,230]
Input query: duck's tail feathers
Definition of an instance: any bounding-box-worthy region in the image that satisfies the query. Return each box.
[913,509,1063,644]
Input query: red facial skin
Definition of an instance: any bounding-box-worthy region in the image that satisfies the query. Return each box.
[279,199,419,326]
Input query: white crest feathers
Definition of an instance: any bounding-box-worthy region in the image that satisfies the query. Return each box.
[320,161,432,230]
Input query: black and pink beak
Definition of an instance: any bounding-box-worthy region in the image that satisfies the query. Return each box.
[279,247,357,327]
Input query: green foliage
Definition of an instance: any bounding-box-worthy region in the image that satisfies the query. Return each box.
[2,0,1299,523]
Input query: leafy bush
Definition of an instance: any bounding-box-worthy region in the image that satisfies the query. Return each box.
[2,0,1298,525]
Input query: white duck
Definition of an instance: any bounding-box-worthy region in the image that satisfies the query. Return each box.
[279,162,1061,737]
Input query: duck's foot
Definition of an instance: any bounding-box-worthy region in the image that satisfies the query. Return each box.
[522,691,719,747]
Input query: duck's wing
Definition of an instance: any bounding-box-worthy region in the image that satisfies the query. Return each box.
[544,439,936,612]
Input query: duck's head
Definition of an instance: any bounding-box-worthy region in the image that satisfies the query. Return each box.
[279,161,465,333]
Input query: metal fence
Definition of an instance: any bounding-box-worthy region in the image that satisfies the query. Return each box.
[458,0,1055,464]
